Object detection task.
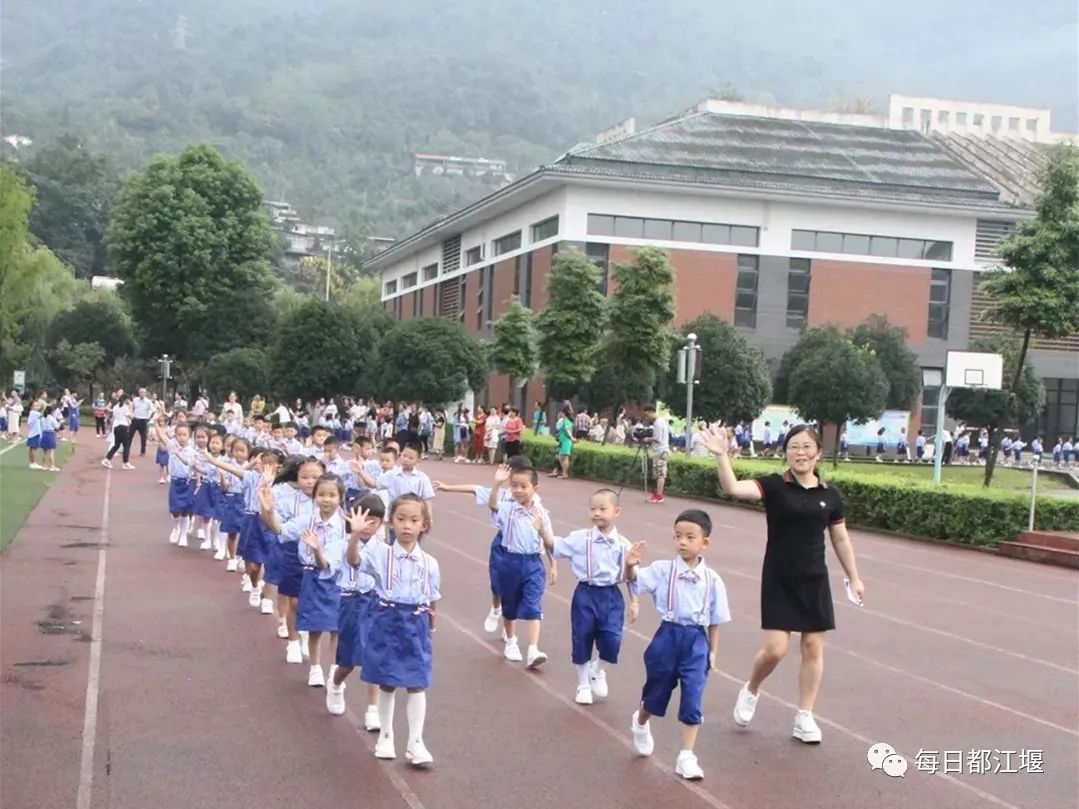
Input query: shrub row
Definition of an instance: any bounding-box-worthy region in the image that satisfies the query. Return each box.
[520,434,1079,547]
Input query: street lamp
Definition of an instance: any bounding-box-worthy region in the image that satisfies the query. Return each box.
[159,354,173,402]
[677,333,701,448]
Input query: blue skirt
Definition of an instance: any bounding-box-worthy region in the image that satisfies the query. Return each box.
[27,435,41,450]
[192,480,218,518]
[216,493,245,534]
[155,447,169,467]
[236,512,261,561]
[40,431,57,451]
[168,477,194,514]
[361,602,432,689]
[297,568,342,631]
[262,529,283,584]
[277,541,304,597]
[336,591,375,667]
[68,412,80,432]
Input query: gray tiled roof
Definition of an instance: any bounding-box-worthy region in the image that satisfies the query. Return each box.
[929,133,1048,208]
[557,112,1006,207]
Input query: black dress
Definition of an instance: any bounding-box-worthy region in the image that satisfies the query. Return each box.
[755,472,846,632]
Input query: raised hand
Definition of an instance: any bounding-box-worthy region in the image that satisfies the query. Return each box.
[257,483,275,512]
[493,463,512,484]
[301,530,319,550]
[626,540,647,567]
[432,480,445,491]
[701,429,728,456]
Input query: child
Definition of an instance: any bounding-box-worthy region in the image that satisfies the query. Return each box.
[536,489,643,704]
[627,509,730,781]
[153,421,197,547]
[26,400,43,469]
[357,494,441,766]
[838,427,849,461]
[291,474,349,688]
[434,454,541,634]
[326,493,387,729]
[874,427,886,463]
[308,424,331,459]
[357,442,436,525]
[320,436,351,484]
[348,436,382,500]
[192,430,224,551]
[214,437,252,568]
[915,430,927,461]
[432,407,446,461]
[154,413,171,484]
[40,403,60,471]
[488,464,557,667]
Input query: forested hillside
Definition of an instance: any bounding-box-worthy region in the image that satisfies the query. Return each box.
[2,0,1075,237]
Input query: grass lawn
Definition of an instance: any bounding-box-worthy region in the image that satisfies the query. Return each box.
[0,439,75,553]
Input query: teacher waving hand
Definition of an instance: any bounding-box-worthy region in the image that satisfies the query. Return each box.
[702,424,864,745]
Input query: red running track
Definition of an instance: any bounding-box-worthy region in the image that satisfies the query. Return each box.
[2,451,1077,809]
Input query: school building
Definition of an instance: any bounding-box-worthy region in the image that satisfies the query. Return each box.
[369,95,1079,440]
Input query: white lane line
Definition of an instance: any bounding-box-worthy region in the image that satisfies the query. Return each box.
[340,706,427,809]
[76,467,111,809]
[0,439,25,457]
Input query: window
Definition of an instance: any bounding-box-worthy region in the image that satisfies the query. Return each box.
[672,220,702,242]
[973,113,984,127]
[614,216,644,238]
[457,277,467,323]
[645,218,674,240]
[734,255,759,329]
[1008,117,1020,132]
[730,226,758,247]
[530,216,559,242]
[465,245,484,266]
[897,238,925,259]
[587,214,614,236]
[700,223,728,244]
[586,243,609,296]
[924,241,952,261]
[393,295,403,319]
[816,231,844,253]
[920,372,942,432]
[920,109,932,130]
[902,107,914,126]
[402,272,417,289]
[843,233,870,255]
[588,213,758,247]
[956,112,967,126]
[786,258,811,330]
[476,266,493,331]
[938,110,950,125]
[384,279,397,296]
[1026,118,1039,133]
[928,268,951,339]
[422,263,438,282]
[514,252,533,307]
[990,115,1002,130]
[791,229,816,251]
[493,230,521,256]
[870,236,899,257]
[790,229,953,261]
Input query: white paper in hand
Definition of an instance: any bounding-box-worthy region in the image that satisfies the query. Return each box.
[844,578,863,606]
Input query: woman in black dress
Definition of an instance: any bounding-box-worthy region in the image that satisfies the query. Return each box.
[703,424,864,745]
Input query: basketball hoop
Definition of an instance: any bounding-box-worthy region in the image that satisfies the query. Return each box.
[929,351,1004,484]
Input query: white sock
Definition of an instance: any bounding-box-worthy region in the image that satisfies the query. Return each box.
[590,659,604,676]
[406,691,426,744]
[576,663,591,688]
[527,644,539,657]
[178,515,190,537]
[377,689,396,738]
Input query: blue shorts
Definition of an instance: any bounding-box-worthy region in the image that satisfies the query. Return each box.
[27,434,41,450]
[497,552,545,621]
[156,447,170,467]
[570,583,624,665]
[876,442,885,453]
[296,568,341,632]
[168,477,194,514]
[262,530,283,585]
[361,602,432,689]
[336,591,375,668]
[40,431,57,451]
[640,622,710,725]
[489,531,506,597]
[192,480,218,519]
[277,541,304,597]
[216,493,245,534]
[236,513,261,561]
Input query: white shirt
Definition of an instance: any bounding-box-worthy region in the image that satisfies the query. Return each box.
[222,401,243,420]
[274,405,290,423]
[111,403,132,427]
[192,398,207,416]
[651,418,670,455]
[132,396,154,419]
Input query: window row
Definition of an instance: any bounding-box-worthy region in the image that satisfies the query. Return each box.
[588,213,758,247]
[791,229,952,262]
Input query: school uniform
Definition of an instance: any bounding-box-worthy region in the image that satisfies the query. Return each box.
[474,487,543,597]
[165,442,197,513]
[978,435,989,460]
[64,395,80,433]
[1031,439,1044,463]
[26,410,43,450]
[359,539,441,689]
[915,436,926,459]
[155,430,171,467]
[192,457,220,518]
[1012,440,1026,462]
[292,511,347,632]
[336,539,381,668]
[633,557,731,725]
[494,500,551,621]
[1063,441,1074,463]
[376,467,436,503]
[216,466,246,535]
[552,526,632,665]
[40,413,59,451]
[1052,443,1063,464]
[272,485,314,596]
[236,471,267,562]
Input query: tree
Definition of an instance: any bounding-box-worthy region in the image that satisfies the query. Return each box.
[107,143,276,360]
[536,249,607,400]
[375,317,489,405]
[787,328,889,467]
[661,313,771,423]
[271,299,383,401]
[848,314,921,410]
[204,347,271,401]
[828,97,877,114]
[979,142,1079,484]
[22,134,121,279]
[45,294,136,366]
[491,297,538,407]
[773,327,840,404]
[49,339,106,389]
[604,246,676,406]
[947,335,1045,487]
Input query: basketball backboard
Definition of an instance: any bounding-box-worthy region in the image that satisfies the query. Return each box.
[945,351,1003,390]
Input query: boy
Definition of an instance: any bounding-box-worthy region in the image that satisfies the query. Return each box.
[489,463,557,666]
[307,424,331,458]
[26,400,44,469]
[627,509,730,781]
[282,422,304,455]
[535,489,643,704]
[357,442,436,522]
[321,437,351,480]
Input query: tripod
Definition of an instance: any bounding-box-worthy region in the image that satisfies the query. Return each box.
[619,441,651,497]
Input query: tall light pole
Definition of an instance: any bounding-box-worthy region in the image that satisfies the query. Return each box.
[159,354,172,402]
[324,242,334,302]
[677,333,700,449]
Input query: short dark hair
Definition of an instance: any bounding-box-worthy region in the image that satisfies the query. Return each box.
[511,466,539,485]
[312,424,330,435]
[380,445,400,460]
[322,436,338,448]
[675,508,712,537]
[507,455,533,471]
[351,492,386,520]
[592,487,619,505]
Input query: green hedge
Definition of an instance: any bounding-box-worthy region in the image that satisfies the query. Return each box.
[519,433,1079,548]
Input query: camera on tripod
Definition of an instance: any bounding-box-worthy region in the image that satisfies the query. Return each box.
[630,425,654,445]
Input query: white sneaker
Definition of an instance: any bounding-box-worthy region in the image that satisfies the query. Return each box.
[589,668,609,699]
[285,640,302,664]
[48,466,60,472]
[29,463,43,470]
[526,647,548,669]
[213,548,227,561]
[122,463,136,470]
[675,750,704,780]
[406,740,434,766]
[575,685,594,705]
[276,620,289,638]
[299,630,310,659]
[197,528,206,540]
[792,710,822,744]
[247,590,261,608]
[169,527,180,545]
[199,539,212,551]
[226,558,239,572]
[503,637,523,662]
[100,459,112,469]
[326,681,346,715]
[178,534,188,548]
[364,706,381,732]
[241,575,253,592]
[158,478,166,485]
[328,664,338,683]
[483,607,501,633]
[733,682,759,727]
[263,599,277,616]
[307,665,325,687]
[630,711,654,756]
[374,734,396,759]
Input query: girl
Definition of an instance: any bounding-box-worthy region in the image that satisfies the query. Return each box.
[6,389,24,441]
[452,407,470,463]
[192,429,223,551]
[550,407,574,479]
[432,407,446,461]
[153,421,197,546]
[532,401,548,436]
[259,456,323,661]
[357,494,440,766]
[102,395,134,469]
[154,413,172,484]
[471,406,487,462]
[63,389,83,444]
[214,437,252,568]
[292,474,349,687]
[703,426,863,745]
[40,403,61,471]
[484,406,502,464]
[327,494,387,730]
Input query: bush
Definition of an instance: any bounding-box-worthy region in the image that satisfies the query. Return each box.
[519,433,1079,547]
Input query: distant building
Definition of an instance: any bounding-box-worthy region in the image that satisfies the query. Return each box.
[91,276,124,290]
[265,199,393,268]
[2,134,33,149]
[370,93,1077,441]
[414,153,514,184]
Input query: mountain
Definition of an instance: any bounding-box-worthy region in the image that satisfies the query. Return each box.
[2,0,1076,238]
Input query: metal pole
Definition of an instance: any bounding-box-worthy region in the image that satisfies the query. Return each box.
[325,244,333,302]
[1028,463,1039,531]
[685,333,697,451]
[160,354,169,402]
[932,386,950,484]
